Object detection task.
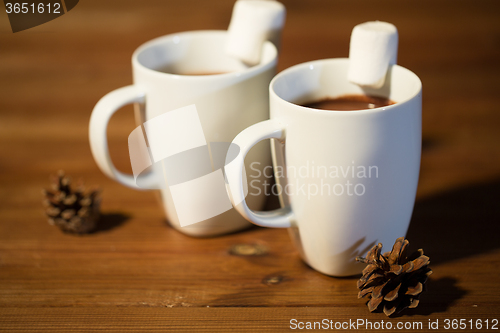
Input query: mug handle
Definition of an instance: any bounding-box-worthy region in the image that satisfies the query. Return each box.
[89,85,157,190]
[225,120,294,228]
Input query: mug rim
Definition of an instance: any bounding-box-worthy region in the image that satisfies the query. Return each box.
[270,58,422,115]
[132,30,278,80]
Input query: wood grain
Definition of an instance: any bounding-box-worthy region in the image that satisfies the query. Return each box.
[1,0,500,331]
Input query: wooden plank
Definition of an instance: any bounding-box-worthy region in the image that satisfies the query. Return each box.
[2,307,500,332]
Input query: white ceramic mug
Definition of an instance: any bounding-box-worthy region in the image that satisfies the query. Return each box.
[89,30,278,237]
[226,58,422,276]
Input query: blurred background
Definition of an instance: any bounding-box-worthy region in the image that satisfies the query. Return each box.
[1,0,499,193]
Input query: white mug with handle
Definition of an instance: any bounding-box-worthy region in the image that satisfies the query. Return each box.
[89,30,278,237]
[225,58,422,276]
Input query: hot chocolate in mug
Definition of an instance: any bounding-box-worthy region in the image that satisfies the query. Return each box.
[225,58,422,276]
[89,30,278,237]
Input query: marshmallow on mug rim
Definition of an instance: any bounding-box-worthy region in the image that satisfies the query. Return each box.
[348,21,398,88]
[226,0,286,66]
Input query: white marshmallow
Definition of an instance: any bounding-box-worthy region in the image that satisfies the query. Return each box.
[226,0,286,65]
[348,21,398,88]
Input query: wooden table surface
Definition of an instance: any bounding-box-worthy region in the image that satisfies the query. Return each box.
[1,0,500,331]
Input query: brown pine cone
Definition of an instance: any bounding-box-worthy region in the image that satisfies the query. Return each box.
[356,237,432,316]
[42,171,101,234]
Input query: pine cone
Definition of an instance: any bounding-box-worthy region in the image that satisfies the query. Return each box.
[356,237,432,316]
[43,171,101,234]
